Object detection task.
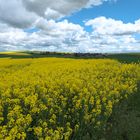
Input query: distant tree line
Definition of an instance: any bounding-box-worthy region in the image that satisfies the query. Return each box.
[31,51,108,58]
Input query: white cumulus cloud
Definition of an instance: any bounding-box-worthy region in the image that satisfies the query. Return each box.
[85,17,140,52]
[0,0,140,53]
[0,0,38,28]
[85,16,140,35]
[0,0,111,28]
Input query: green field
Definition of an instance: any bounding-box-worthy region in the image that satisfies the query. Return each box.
[0,51,140,63]
[0,52,140,140]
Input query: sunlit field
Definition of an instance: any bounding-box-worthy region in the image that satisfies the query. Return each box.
[0,52,140,140]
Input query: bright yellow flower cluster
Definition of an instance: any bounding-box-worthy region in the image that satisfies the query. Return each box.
[0,58,139,139]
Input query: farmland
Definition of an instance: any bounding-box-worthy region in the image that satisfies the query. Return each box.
[0,52,140,140]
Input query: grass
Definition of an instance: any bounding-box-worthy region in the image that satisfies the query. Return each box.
[0,51,140,64]
[105,82,140,140]
[107,53,140,63]
[0,51,32,59]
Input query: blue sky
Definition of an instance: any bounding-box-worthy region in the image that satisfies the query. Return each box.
[64,0,140,28]
[0,0,140,52]
[27,0,140,33]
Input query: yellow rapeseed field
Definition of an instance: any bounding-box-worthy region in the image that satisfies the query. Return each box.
[0,58,139,140]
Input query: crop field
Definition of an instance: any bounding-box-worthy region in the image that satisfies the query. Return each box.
[0,52,140,140]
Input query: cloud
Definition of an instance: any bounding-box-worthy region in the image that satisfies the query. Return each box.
[22,0,109,19]
[0,20,90,52]
[85,17,140,35]
[0,0,139,54]
[0,0,38,28]
[0,17,140,53]
[86,0,109,7]
[36,18,85,36]
[0,0,112,28]
[85,17,140,52]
